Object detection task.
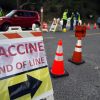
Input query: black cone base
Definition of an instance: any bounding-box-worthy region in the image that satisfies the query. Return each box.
[68,59,85,65]
[50,70,69,78]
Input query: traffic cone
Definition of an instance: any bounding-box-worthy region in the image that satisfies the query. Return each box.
[86,23,90,30]
[68,38,85,65]
[83,23,86,26]
[50,39,69,78]
[93,23,97,29]
[42,22,48,32]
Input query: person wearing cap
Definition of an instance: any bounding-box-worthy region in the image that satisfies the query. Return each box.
[62,9,68,29]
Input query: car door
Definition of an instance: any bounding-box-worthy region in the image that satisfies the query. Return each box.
[11,11,26,28]
[22,12,32,28]
[23,12,36,28]
[30,12,38,26]
[24,12,39,27]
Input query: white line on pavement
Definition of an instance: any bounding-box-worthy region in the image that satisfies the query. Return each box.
[86,33,100,36]
[44,37,55,39]
[70,32,100,37]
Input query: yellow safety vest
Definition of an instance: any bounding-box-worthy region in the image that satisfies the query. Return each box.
[62,12,67,20]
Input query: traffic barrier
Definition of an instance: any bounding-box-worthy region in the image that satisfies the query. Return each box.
[7,26,22,32]
[93,23,97,29]
[0,26,54,100]
[50,39,69,78]
[49,18,57,32]
[32,24,41,31]
[49,18,62,32]
[86,23,90,30]
[42,22,48,32]
[56,18,62,31]
[68,37,85,65]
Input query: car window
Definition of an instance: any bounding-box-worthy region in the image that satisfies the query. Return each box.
[15,11,24,17]
[30,12,37,17]
[6,10,16,17]
[24,12,37,17]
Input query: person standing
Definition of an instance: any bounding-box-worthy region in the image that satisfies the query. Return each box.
[75,11,80,25]
[62,9,68,29]
[70,12,75,30]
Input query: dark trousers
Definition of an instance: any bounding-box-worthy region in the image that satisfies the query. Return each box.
[70,20,74,30]
[62,19,67,29]
[76,20,78,25]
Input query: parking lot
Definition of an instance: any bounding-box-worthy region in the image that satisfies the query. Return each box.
[43,28,100,100]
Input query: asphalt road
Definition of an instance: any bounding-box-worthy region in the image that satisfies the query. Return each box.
[43,28,100,100]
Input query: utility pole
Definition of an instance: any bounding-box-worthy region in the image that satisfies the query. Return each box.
[17,0,20,9]
[40,6,43,31]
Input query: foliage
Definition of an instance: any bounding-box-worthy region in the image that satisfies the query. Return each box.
[0,0,100,22]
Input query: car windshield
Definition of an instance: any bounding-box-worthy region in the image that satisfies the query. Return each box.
[5,10,16,17]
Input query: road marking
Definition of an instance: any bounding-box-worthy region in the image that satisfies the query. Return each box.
[86,32,100,36]
[44,37,55,39]
[70,32,100,37]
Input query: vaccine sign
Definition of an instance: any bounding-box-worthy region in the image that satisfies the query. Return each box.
[0,32,53,100]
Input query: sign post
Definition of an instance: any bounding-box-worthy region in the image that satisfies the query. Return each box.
[40,7,43,32]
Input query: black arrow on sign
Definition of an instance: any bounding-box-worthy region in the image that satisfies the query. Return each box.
[8,75,42,100]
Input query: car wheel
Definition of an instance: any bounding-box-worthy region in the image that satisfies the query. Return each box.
[1,23,10,31]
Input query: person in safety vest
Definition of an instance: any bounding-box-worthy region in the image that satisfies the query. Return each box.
[0,7,4,17]
[62,9,68,29]
[75,11,80,25]
[70,12,75,30]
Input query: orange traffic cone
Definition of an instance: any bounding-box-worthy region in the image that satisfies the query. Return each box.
[83,23,86,26]
[42,22,48,32]
[68,38,85,65]
[50,40,69,78]
[86,23,90,30]
[93,23,97,29]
